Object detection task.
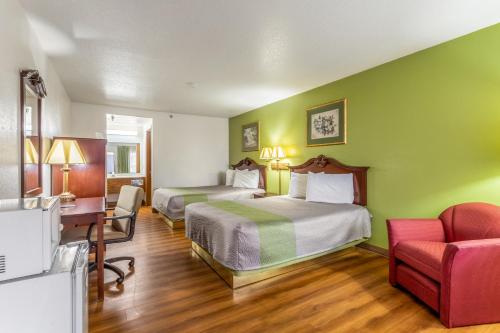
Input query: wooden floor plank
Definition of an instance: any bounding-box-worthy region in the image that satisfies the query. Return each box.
[89,207,500,333]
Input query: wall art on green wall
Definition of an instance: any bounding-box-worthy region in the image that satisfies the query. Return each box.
[307,98,347,146]
[242,121,260,152]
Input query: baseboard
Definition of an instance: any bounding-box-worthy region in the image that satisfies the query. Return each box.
[357,243,388,258]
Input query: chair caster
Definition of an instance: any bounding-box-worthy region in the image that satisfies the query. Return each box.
[129,259,135,268]
[116,277,124,284]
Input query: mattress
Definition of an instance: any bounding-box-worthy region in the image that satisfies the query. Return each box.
[152,185,265,220]
[185,196,372,271]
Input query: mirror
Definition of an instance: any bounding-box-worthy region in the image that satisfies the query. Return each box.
[106,143,140,175]
[20,70,46,197]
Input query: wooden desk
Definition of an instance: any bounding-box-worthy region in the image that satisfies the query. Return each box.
[61,197,105,301]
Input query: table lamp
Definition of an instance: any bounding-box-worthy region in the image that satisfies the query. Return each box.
[259,147,273,160]
[272,146,286,195]
[44,139,86,202]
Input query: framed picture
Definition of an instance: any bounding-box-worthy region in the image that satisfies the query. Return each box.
[242,121,260,152]
[306,98,347,146]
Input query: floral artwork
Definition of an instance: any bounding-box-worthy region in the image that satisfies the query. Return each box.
[311,109,339,139]
[307,99,346,146]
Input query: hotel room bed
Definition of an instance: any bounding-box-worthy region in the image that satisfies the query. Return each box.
[185,155,371,288]
[152,158,266,229]
[186,196,371,271]
[153,185,265,221]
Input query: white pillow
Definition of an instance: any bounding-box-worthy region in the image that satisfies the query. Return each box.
[233,169,259,189]
[288,172,324,198]
[305,173,354,204]
[225,169,236,186]
[288,172,308,198]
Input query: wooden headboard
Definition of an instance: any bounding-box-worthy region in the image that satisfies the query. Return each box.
[289,155,369,206]
[231,158,267,190]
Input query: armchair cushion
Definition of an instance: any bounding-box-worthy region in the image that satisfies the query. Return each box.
[90,224,127,242]
[395,240,446,281]
[62,224,128,244]
[387,218,445,285]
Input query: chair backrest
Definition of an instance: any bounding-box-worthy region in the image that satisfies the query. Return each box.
[440,202,500,242]
[113,185,145,234]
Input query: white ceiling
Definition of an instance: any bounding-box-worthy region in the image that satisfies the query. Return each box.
[19,0,500,118]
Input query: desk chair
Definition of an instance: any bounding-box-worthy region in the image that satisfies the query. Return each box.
[62,185,144,284]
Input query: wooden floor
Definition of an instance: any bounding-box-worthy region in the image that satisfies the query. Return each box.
[89,207,500,333]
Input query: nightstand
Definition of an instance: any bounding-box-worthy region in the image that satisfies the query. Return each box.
[253,192,279,199]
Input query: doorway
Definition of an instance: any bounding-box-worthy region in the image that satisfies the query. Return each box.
[105,114,153,206]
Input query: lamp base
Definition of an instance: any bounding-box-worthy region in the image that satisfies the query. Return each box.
[271,162,289,170]
[59,192,76,202]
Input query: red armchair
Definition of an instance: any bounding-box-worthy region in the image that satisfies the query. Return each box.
[387,202,500,328]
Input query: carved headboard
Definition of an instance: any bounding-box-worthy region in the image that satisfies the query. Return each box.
[289,155,369,206]
[231,158,267,190]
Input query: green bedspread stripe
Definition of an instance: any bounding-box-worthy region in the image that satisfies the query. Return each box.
[206,200,296,265]
[183,194,208,206]
[168,188,209,207]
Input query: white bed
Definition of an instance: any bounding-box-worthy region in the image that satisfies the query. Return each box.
[152,158,267,228]
[186,195,371,271]
[153,185,265,220]
[186,154,371,288]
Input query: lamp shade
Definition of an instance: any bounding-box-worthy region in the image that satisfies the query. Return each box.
[44,139,86,165]
[272,146,286,159]
[24,138,39,164]
[260,147,273,160]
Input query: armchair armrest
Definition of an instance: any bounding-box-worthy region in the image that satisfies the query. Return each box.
[103,212,135,221]
[440,239,500,327]
[386,218,445,249]
[386,218,445,285]
[85,212,136,241]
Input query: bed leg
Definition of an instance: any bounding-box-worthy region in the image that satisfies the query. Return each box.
[152,207,158,214]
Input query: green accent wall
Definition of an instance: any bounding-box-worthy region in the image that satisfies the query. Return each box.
[229,24,500,248]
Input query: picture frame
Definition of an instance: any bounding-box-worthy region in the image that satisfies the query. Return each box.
[306,98,347,146]
[241,121,260,152]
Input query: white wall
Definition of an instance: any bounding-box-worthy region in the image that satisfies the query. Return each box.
[71,103,229,188]
[0,0,71,199]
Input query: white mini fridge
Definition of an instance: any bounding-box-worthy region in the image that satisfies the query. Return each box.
[0,241,89,333]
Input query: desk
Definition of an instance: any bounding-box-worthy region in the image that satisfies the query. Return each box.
[61,197,105,301]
